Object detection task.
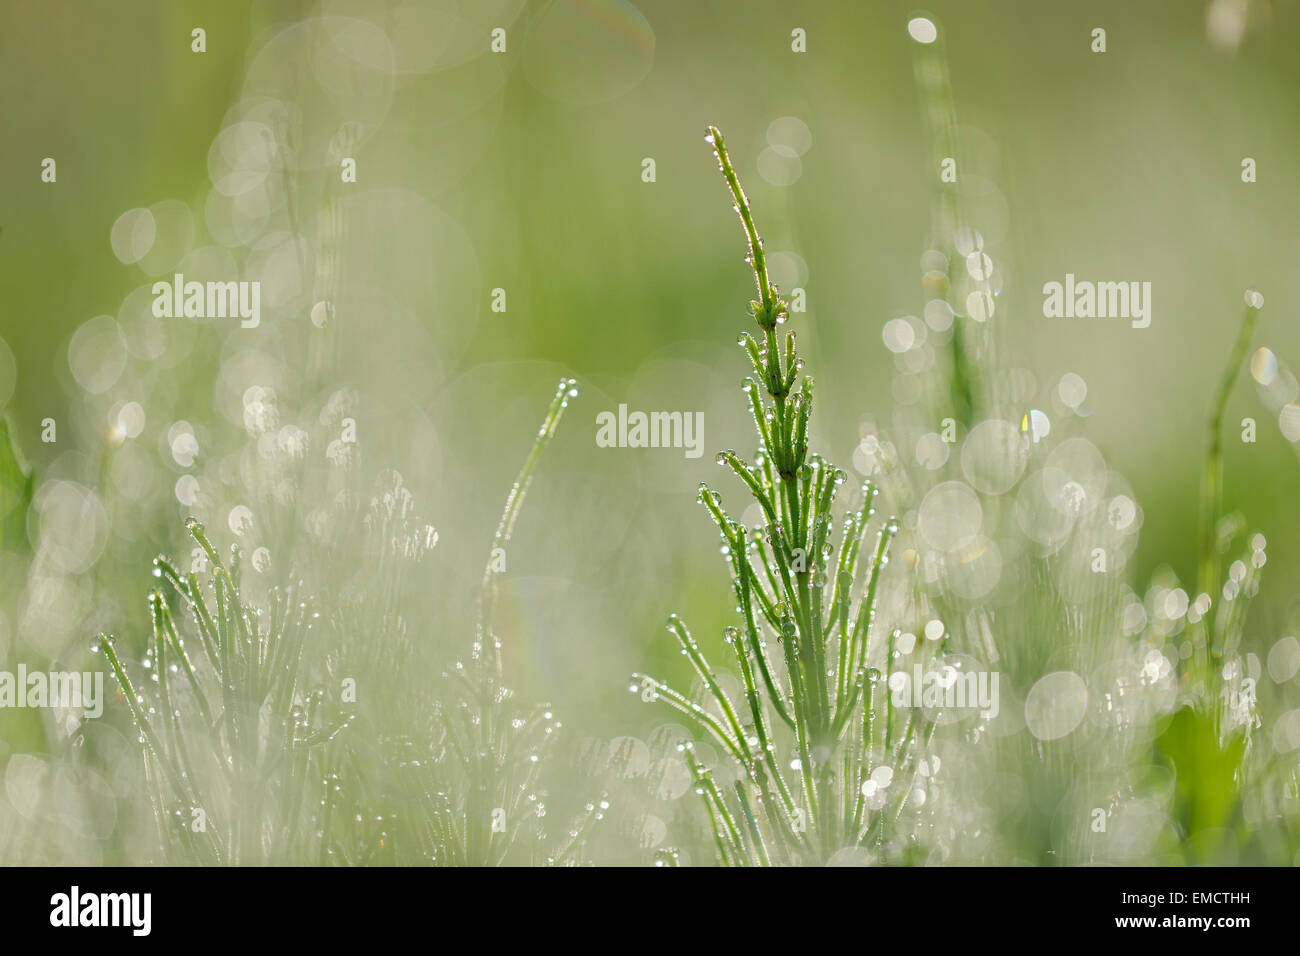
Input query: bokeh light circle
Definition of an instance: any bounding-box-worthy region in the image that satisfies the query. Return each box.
[1025,671,1088,741]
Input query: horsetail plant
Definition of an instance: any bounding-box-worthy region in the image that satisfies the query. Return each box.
[402,378,607,865]
[97,380,604,866]
[95,520,350,864]
[634,128,909,865]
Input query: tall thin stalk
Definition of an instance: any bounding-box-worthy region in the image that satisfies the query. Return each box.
[1195,294,1261,680]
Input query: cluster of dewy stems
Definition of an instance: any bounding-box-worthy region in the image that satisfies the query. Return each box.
[97,380,605,866]
[423,377,605,866]
[634,127,905,866]
[96,519,345,864]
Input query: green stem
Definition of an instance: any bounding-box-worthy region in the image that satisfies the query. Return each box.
[1196,300,1260,679]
